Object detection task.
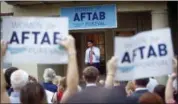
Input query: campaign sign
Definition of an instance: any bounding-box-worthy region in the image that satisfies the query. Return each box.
[60,4,117,30]
[2,17,69,64]
[114,28,174,81]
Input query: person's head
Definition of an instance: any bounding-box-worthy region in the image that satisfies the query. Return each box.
[114,80,120,86]
[20,82,47,104]
[58,77,67,92]
[99,79,105,86]
[139,92,164,104]
[87,40,94,48]
[28,75,37,83]
[83,66,99,83]
[4,67,18,89]
[52,75,62,85]
[153,85,165,102]
[11,70,29,91]
[134,78,149,88]
[43,68,56,83]
[126,81,135,96]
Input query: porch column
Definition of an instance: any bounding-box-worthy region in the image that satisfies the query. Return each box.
[151,9,169,85]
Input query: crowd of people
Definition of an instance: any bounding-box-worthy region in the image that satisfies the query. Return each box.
[0,35,177,104]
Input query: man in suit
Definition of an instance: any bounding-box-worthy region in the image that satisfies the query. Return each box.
[85,40,101,74]
[66,66,110,103]
[67,65,135,103]
[128,78,150,103]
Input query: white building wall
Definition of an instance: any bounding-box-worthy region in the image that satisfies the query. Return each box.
[1,2,13,13]
[11,2,167,16]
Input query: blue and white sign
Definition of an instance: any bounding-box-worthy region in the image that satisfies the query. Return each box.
[114,28,174,81]
[60,4,117,30]
[2,17,69,64]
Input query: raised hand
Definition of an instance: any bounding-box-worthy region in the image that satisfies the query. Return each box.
[60,35,76,54]
[169,73,177,80]
[105,56,118,89]
[107,56,118,75]
[1,40,8,57]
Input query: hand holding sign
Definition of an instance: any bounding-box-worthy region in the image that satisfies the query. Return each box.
[173,57,177,73]
[2,17,69,64]
[1,40,8,57]
[114,28,173,81]
[60,35,76,55]
[169,73,177,81]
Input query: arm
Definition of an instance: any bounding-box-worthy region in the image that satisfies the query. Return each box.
[1,41,10,103]
[165,73,176,103]
[60,35,79,103]
[105,56,117,89]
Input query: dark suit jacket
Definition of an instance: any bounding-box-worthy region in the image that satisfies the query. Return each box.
[128,89,149,104]
[67,86,110,103]
[67,86,134,104]
[106,85,134,104]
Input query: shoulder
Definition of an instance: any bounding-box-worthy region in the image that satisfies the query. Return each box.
[67,87,109,103]
[51,84,57,89]
[86,48,90,51]
[45,90,54,95]
[129,91,140,99]
[94,46,100,50]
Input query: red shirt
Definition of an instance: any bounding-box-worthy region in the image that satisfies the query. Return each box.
[57,90,63,101]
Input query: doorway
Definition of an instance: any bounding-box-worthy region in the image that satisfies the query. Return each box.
[72,31,106,77]
[85,32,106,75]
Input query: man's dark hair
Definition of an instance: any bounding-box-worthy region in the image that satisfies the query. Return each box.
[20,82,47,104]
[88,40,94,44]
[4,67,18,89]
[83,66,99,83]
[135,78,149,87]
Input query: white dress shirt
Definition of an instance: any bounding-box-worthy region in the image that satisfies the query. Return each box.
[135,87,148,91]
[146,78,158,92]
[10,91,20,104]
[86,83,97,87]
[45,90,54,104]
[85,46,100,63]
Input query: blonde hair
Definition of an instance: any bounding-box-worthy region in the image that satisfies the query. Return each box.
[126,81,135,95]
[53,75,62,85]
[58,77,66,91]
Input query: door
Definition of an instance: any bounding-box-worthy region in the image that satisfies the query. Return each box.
[85,32,106,75]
